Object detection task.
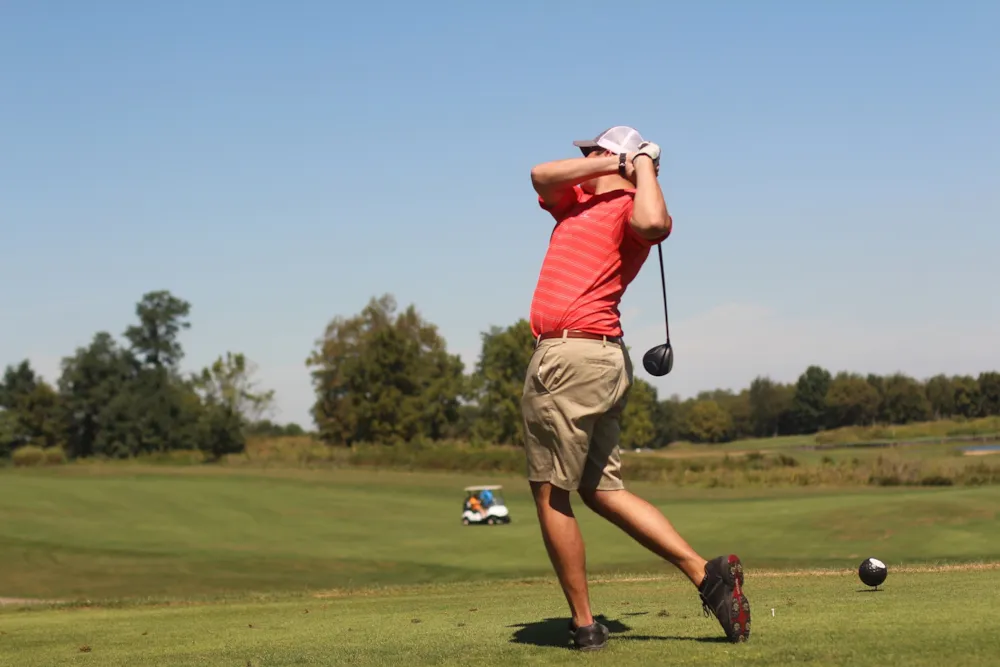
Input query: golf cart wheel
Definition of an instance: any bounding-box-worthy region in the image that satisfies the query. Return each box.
[462,518,470,525]
[486,517,495,525]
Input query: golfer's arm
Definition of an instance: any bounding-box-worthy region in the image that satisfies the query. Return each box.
[629,158,671,240]
[530,156,619,204]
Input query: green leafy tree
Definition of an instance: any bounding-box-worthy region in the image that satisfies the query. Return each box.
[16,382,62,448]
[0,409,21,457]
[193,352,275,428]
[748,376,795,437]
[307,294,465,445]
[978,372,1000,416]
[57,332,136,458]
[124,290,192,368]
[881,373,932,424]
[620,378,658,449]
[683,399,733,443]
[0,361,61,448]
[0,360,38,409]
[246,420,306,437]
[196,403,245,461]
[74,291,205,458]
[92,369,204,458]
[723,390,752,440]
[470,320,534,445]
[789,365,832,433]
[191,352,274,459]
[924,374,956,419]
[825,372,881,428]
[866,374,888,421]
[952,375,982,419]
[651,396,685,447]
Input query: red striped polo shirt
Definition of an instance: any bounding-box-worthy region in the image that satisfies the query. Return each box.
[529,185,670,338]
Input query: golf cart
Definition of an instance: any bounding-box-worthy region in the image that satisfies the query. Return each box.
[462,485,510,526]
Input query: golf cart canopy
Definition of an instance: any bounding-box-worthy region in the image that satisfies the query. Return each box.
[464,485,503,492]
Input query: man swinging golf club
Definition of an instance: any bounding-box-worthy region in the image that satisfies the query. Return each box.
[521,126,751,649]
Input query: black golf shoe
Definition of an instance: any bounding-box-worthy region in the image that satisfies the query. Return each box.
[698,554,751,642]
[568,619,609,650]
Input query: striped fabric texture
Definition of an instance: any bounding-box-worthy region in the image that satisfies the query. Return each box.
[529,185,669,338]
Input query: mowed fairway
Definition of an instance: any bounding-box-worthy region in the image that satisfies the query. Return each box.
[3,567,1000,666]
[2,466,1000,665]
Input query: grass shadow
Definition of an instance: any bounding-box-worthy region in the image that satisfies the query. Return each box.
[508,615,628,649]
[508,614,725,649]
[620,634,729,644]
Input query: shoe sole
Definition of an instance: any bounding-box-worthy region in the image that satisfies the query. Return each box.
[576,643,606,651]
[722,555,751,642]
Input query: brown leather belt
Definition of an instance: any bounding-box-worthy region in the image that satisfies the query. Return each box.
[535,330,623,345]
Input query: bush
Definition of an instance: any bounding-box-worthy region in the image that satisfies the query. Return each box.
[43,446,67,465]
[138,449,206,465]
[919,475,954,486]
[228,435,338,466]
[815,417,1000,446]
[12,445,45,467]
[218,435,1000,489]
[11,445,66,467]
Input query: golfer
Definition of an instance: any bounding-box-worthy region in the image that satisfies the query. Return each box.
[521,126,751,649]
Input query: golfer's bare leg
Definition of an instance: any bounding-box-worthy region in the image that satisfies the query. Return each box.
[530,481,593,628]
[580,488,707,586]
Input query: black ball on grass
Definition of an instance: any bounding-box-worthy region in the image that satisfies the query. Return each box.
[858,557,887,587]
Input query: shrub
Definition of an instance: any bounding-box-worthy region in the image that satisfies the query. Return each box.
[919,475,954,486]
[815,417,1000,446]
[138,449,206,465]
[12,445,45,467]
[43,446,67,465]
[223,435,1000,489]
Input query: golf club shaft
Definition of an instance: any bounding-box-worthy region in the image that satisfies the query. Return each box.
[657,243,670,342]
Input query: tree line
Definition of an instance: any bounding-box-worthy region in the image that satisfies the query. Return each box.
[308,295,1000,448]
[0,291,282,461]
[5,291,1000,460]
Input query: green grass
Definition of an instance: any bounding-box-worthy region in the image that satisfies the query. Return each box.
[217,435,1000,489]
[2,466,999,600]
[662,416,1000,454]
[2,568,998,666]
[2,465,999,665]
[664,434,816,453]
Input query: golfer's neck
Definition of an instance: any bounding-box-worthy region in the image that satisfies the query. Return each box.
[592,174,633,195]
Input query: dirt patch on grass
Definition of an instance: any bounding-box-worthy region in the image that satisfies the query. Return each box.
[0,597,62,606]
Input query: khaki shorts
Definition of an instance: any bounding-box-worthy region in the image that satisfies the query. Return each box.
[521,336,634,491]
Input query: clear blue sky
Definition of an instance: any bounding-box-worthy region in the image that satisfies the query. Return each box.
[2,1,998,427]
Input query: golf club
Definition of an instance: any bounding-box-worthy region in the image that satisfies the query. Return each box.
[642,242,674,376]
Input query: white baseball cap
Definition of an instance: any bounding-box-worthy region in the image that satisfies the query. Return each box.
[572,126,645,155]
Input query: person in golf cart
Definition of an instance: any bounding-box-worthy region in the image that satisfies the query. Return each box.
[465,492,485,517]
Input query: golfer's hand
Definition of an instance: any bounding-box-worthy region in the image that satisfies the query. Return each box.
[625,141,661,181]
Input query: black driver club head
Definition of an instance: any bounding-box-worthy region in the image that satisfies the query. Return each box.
[643,243,674,377]
[643,342,674,376]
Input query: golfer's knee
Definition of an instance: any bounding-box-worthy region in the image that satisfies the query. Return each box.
[532,481,576,516]
[531,480,565,502]
[578,488,603,511]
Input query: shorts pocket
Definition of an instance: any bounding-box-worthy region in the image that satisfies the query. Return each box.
[533,343,565,394]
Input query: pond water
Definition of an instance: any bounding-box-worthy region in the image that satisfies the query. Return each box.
[961,444,1000,453]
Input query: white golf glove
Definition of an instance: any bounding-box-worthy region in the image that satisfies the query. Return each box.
[633,141,660,166]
